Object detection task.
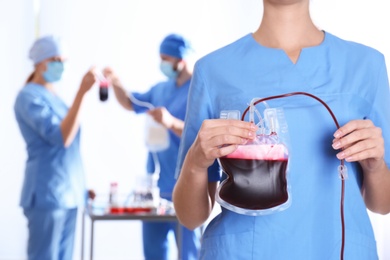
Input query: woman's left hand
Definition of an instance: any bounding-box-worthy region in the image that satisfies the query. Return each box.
[332,119,384,172]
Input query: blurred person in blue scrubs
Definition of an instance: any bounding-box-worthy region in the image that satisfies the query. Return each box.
[14,35,97,260]
[173,0,390,259]
[103,33,200,260]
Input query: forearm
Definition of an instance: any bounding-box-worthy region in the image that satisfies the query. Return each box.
[173,151,215,230]
[111,79,133,111]
[169,117,184,137]
[60,90,85,147]
[362,160,390,214]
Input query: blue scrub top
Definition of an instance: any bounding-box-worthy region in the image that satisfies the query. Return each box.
[14,83,85,209]
[177,32,390,259]
[131,79,190,199]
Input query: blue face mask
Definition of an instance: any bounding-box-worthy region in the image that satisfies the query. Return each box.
[160,61,178,79]
[43,61,64,82]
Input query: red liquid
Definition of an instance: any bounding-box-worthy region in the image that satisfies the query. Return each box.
[110,207,153,214]
[125,207,152,214]
[99,86,108,101]
[219,158,288,210]
[110,207,124,214]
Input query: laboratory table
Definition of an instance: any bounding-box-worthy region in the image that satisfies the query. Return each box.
[81,207,181,260]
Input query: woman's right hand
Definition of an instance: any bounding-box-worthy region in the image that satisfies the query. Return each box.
[79,67,97,94]
[173,119,257,229]
[188,119,257,170]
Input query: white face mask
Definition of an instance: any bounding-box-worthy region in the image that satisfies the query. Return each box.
[159,60,179,79]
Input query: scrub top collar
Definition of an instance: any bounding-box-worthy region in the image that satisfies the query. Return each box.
[26,82,58,101]
[248,30,328,53]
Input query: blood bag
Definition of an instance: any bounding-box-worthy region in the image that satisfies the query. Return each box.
[216,107,291,216]
[145,114,170,152]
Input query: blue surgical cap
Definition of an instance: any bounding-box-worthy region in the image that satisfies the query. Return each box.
[159,34,191,59]
[29,35,63,64]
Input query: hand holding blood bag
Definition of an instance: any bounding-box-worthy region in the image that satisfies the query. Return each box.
[216,108,291,216]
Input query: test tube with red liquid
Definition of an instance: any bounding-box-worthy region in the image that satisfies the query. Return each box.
[99,79,109,101]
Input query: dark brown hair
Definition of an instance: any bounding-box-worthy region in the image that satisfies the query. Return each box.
[26,71,35,84]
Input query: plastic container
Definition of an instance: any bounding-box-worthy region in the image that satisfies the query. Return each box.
[124,174,160,214]
[109,182,121,214]
[145,115,170,152]
[216,108,291,216]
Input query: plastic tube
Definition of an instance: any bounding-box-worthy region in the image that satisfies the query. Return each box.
[127,92,161,176]
[241,91,347,260]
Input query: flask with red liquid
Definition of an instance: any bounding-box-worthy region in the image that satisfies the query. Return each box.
[109,182,123,214]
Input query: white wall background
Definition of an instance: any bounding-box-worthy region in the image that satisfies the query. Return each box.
[0,0,389,259]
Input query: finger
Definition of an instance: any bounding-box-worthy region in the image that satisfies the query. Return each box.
[332,126,382,150]
[193,119,257,163]
[196,139,241,162]
[197,130,250,159]
[336,135,382,159]
[337,145,384,162]
[89,65,97,73]
[333,119,374,138]
[198,128,253,151]
[202,119,257,140]
[214,144,240,158]
[332,127,374,149]
[209,118,256,129]
[211,133,249,149]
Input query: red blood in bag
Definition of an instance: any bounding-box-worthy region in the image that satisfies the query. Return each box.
[99,80,109,101]
[219,156,288,210]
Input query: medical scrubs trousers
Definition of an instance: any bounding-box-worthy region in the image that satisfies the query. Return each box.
[14,83,85,260]
[132,79,201,260]
[177,31,390,259]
